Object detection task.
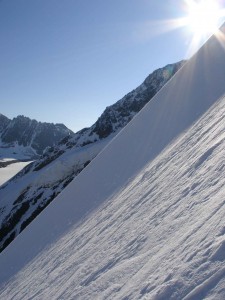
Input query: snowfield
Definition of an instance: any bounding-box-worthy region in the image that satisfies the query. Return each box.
[0,161,31,186]
[1,95,225,300]
[1,26,225,299]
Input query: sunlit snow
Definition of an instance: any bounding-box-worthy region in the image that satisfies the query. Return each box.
[1,24,225,300]
[0,161,31,186]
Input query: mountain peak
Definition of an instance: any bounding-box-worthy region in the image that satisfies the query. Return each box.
[0,114,73,158]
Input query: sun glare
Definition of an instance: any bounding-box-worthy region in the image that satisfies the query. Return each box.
[161,0,225,55]
[142,0,225,57]
[185,0,221,36]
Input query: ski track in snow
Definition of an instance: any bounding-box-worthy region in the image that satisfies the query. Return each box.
[1,95,225,299]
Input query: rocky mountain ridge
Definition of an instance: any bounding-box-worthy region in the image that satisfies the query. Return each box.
[0,60,185,252]
[0,114,73,159]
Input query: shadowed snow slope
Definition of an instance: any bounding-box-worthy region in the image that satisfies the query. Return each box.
[1,27,225,299]
[0,60,183,253]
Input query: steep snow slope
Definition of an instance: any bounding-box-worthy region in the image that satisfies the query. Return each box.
[1,94,225,299]
[0,137,110,252]
[1,26,225,299]
[0,61,184,252]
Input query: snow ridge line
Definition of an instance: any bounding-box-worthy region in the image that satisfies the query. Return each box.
[183,267,225,300]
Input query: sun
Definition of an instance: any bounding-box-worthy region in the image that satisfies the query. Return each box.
[173,0,225,55]
[140,0,225,56]
[185,0,221,36]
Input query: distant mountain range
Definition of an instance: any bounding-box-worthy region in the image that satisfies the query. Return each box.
[0,114,73,159]
[0,60,185,252]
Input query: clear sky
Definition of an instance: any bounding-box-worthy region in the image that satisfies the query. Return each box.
[1,0,225,132]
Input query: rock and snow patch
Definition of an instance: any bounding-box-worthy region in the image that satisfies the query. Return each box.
[0,61,184,252]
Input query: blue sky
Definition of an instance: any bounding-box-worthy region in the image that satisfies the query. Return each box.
[0,0,224,132]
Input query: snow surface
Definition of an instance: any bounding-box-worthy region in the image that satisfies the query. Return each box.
[0,137,110,228]
[0,61,184,253]
[0,161,31,186]
[1,27,225,299]
[0,144,37,160]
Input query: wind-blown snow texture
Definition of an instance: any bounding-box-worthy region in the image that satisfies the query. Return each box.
[0,61,184,252]
[1,27,225,299]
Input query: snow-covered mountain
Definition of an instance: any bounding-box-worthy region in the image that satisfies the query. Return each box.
[0,114,73,159]
[1,24,225,300]
[0,61,184,252]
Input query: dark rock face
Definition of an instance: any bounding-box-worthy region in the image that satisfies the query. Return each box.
[1,116,38,146]
[0,114,10,133]
[0,115,73,157]
[0,60,185,252]
[90,61,184,140]
[55,60,185,150]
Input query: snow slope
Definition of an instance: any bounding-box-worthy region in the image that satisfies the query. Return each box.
[0,61,184,253]
[1,95,225,300]
[1,26,225,299]
[0,161,31,186]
